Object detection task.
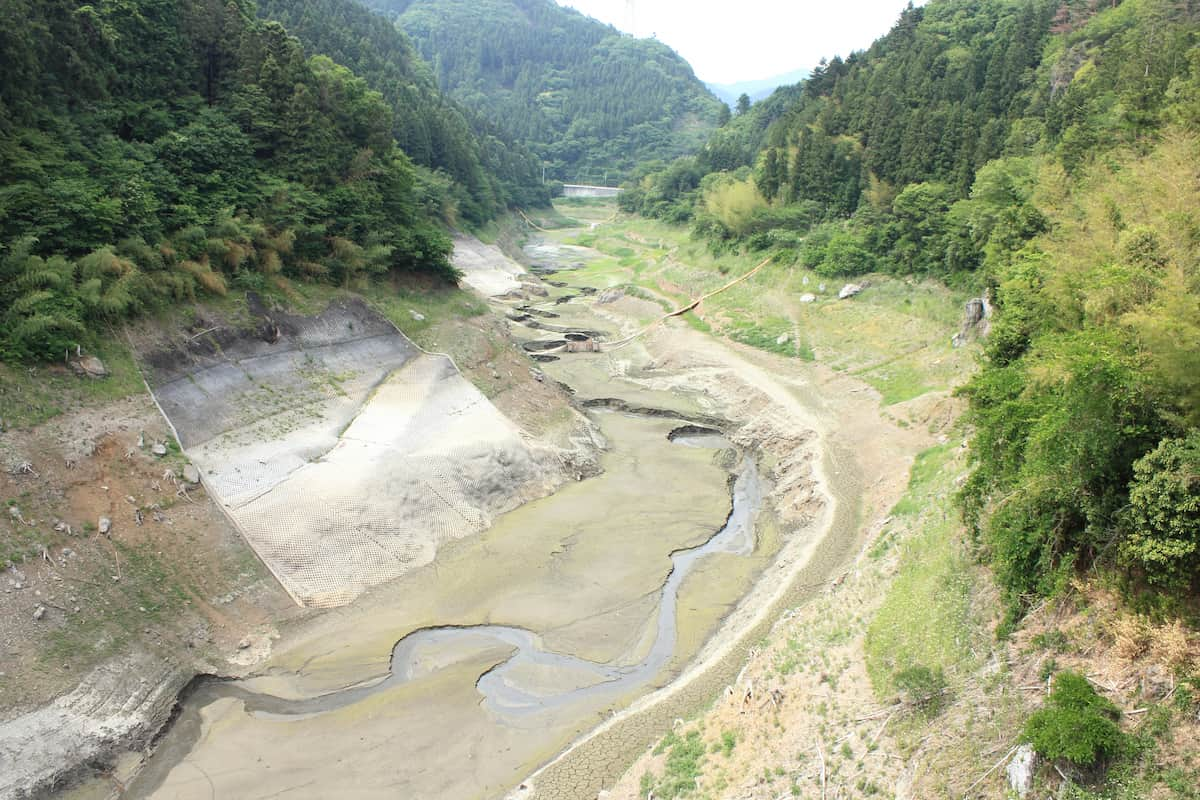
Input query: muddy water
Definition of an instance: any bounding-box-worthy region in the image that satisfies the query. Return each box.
[122,368,770,800]
[140,451,757,727]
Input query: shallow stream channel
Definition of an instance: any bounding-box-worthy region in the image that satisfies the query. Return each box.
[118,252,784,800]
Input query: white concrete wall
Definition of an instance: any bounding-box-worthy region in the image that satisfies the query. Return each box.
[562,184,622,198]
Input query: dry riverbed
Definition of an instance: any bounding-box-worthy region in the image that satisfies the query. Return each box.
[5,203,962,800]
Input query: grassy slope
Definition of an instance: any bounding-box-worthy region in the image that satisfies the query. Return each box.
[579,197,1200,798]
[542,204,975,407]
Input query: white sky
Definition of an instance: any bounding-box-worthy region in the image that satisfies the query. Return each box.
[557,0,919,84]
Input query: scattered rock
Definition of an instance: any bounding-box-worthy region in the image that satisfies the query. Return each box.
[11,461,37,477]
[71,355,108,379]
[151,442,168,457]
[801,275,810,286]
[838,283,864,300]
[237,636,254,650]
[524,284,549,298]
[98,517,112,535]
[1006,744,1038,798]
[1143,664,1174,700]
[408,309,426,322]
[597,287,625,304]
[182,464,201,484]
[775,332,790,346]
[799,293,816,303]
[261,319,281,344]
[33,605,46,621]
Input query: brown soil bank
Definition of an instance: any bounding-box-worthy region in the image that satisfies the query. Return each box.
[0,393,298,800]
[0,280,596,800]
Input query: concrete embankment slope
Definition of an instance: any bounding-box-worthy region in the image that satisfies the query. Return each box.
[140,296,583,607]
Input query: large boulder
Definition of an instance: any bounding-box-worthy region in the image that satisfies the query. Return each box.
[1006,744,1038,797]
[72,355,108,379]
[838,283,864,300]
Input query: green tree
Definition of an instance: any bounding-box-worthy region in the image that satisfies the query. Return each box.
[1119,433,1200,590]
[1024,671,1124,768]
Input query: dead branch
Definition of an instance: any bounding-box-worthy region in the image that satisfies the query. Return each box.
[815,739,826,800]
[960,744,1018,798]
[869,709,897,747]
[855,703,902,722]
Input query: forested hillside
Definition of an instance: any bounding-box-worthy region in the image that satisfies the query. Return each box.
[623,0,1200,617]
[360,0,727,184]
[255,0,548,222]
[0,0,536,363]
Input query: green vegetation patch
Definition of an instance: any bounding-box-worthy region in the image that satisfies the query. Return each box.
[641,729,708,799]
[866,443,979,696]
[1024,671,1125,768]
[0,341,145,429]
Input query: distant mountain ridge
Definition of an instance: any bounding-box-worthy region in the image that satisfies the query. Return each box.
[707,69,810,107]
[359,0,726,183]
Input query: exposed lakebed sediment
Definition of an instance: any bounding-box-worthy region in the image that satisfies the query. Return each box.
[110,232,843,800]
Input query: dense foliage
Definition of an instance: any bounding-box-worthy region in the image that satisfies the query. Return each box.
[361,0,727,184]
[255,0,548,223]
[624,0,1056,268]
[622,0,1200,611]
[1120,433,1200,589]
[0,0,528,361]
[1024,671,1125,767]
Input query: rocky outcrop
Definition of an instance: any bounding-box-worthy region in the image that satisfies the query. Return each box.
[0,653,189,800]
[1006,744,1038,798]
[952,290,993,347]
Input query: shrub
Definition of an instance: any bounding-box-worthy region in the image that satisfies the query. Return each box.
[644,729,707,798]
[1119,433,1200,590]
[894,665,949,712]
[1023,671,1124,768]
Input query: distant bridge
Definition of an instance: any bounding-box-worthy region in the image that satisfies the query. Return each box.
[561,184,623,198]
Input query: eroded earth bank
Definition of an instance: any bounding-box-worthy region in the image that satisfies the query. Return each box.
[3,210,933,800]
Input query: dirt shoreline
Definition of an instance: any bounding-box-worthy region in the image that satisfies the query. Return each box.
[506,302,932,798]
[4,223,936,800]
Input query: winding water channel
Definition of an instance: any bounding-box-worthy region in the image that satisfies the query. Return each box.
[118,245,783,799]
[140,441,758,728]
